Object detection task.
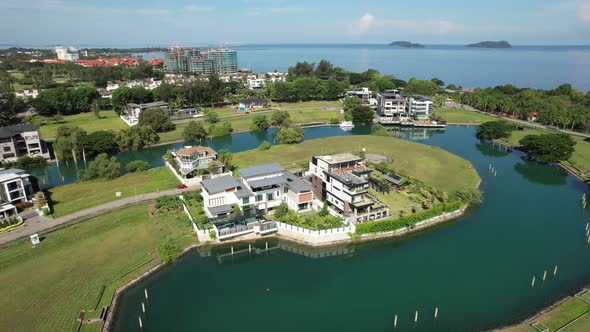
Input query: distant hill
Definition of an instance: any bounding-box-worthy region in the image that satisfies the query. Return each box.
[465,41,512,48]
[388,41,425,48]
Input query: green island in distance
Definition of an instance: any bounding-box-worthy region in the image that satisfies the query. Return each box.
[465,40,512,48]
[388,41,425,48]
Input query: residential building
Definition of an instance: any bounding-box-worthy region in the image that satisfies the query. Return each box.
[239,163,314,214]
[0,125,49,162]
[54,46,79,61]
[164,45,238,74]
[172,146,218,177]
[14,89,39,99]
[376,89,408,123]
[106,81,120,92]
[239,98,270,111]
[346,87,372,104]
[407,95,433,120]
[308,153,389,223]
[123,101,169,126]
[0,168,35,218]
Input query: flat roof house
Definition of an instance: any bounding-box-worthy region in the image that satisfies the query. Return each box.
[239,98,270,112]
[0,125,50,162]
[172,146,218,177]
[309,153,389,223]
[0,168,35,218]
[123,101,169,126]
[377,89,408,123]
[346,87,372,104]
[407,95,433,120]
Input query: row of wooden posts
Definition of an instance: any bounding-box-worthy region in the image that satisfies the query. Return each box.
[138,288,148,329]
[531,265,558,287]
[488,164,497,177]
[393,307,439,328]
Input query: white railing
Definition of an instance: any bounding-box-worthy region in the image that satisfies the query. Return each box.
[275,221,355,236]
[179,196,212,238]
[358,208,462,238]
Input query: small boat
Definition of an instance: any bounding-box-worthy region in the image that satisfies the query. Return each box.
[339,121,354,128]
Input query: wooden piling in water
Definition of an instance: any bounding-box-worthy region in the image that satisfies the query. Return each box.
[249,244,252,253]
[414,310,418,324]
[586,222,589,231]
[554,265,558,277]
[434,307,439,319]
[144,288,148,301]
[393,314,397,328]
[531,275,536,287]
[139,316,143,329]
[231,246,234,255]
[142,302,145,313]
[265,242,268,250]
[543,270,547,282]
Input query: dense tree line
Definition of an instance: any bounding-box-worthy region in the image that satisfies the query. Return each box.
[459,84,590,131]
[33,86,100,116]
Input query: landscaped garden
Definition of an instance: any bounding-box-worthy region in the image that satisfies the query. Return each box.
[38,110,127,140]
[272,202,344,230]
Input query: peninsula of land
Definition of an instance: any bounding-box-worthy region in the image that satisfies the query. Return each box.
[465,41,512,48]
[388,41,425,48]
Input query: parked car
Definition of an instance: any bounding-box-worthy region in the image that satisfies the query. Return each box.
[177,184,187,189]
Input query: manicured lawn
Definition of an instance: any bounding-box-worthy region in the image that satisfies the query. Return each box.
[48,167,179,217]
[39,110,127,140]
[534,297,590,331]
[0,203,195,332]
[277,100,342,109]
[159,109,343,142]
[562,312,590,332]
[234,136,480,193]
[369,189,414,215]
[501,325,537,332]
[434,108,496,124]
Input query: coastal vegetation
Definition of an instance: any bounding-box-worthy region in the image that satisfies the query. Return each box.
[519,133,576,163]
[465,41,512,48]
[476,120,515,140]
[47,167,179,217]
[389,41,425,48]
[0,203,194,332]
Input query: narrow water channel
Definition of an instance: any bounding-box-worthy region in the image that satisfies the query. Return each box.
[109,125,590,331]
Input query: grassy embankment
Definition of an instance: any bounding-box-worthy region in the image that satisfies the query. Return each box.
[503,293,590,332]
[38,101,343,142]
[436,108,590,180]
[48,167,179,217]
[0,203,195,332]
[234,135,480,193]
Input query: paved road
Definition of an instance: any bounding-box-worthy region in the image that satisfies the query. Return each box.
[0,188,190,245]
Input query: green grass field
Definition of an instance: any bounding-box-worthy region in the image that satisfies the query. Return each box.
[434,108,497,124]
[234,136,479,193]
[534,297,590,331]
[48,167,179,217]
[0,203,195,332]
[39,110,127,140]
[277,100,342,109]
[159,108,343,142]
[563,312,590,331]
[369,189,413,214]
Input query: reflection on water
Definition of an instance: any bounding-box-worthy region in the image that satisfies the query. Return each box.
[383,126,446,141]
[475,141,512,158]
[514,158,568,186]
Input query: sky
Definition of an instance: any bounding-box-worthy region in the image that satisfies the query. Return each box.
[1,0,590,46]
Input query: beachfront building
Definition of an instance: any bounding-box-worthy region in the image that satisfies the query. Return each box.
[376,89,409,124]
[164,45,237,74]
[308,153,389,223]
[239,98,270,111]
[0,125,50,162]
[172,146,218,177]
[0,168,35,218]
[407,95,433,120]
[54,47,79,61]
[346,87,372,104]
[122,101,169,126]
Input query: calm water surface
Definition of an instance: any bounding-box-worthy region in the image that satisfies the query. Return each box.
[111,126,590,331]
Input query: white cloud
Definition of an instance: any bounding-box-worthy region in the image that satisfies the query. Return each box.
[349,13,375,35]
[185,5,214,12]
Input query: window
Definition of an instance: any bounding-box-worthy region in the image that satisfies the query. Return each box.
[242,197,250,205]
[3,146,11,152]
[267,193,274,201]
[256,194,263,202]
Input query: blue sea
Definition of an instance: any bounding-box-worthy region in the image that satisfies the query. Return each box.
[8,43,590,91]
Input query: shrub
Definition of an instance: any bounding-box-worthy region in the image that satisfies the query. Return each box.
[453,188,482,204]
[257,141,271,151]
[78,153,121,181]
[329,118,340,124]
[155,196,182,212]
[126,160,150,173]
[209,230,217,239]
[355,202,461,235]
[42,207,49,215]
[274,202,289,219]
[157,240,182,263]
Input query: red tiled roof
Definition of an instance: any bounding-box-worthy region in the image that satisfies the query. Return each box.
[175,146,217,157]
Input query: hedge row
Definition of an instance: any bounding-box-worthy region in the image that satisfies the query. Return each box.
[355,201,462,235]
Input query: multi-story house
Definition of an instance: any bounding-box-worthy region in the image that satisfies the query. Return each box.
[0,125,50,162]
[0,168,35,218]
[407,95,433,120]
[123,101,169,125]
[376,89,408,124]
[308,153,389,223]
[238,98,270,111]
[346,87,373,104]
[172,146,218,177]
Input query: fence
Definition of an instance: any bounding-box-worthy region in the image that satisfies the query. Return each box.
[358,208,462,238]
[178,196,212,239]
[275,221,355,237]
[165,161,232,187]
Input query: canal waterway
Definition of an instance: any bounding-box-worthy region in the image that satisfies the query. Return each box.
[109,125,590,331]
